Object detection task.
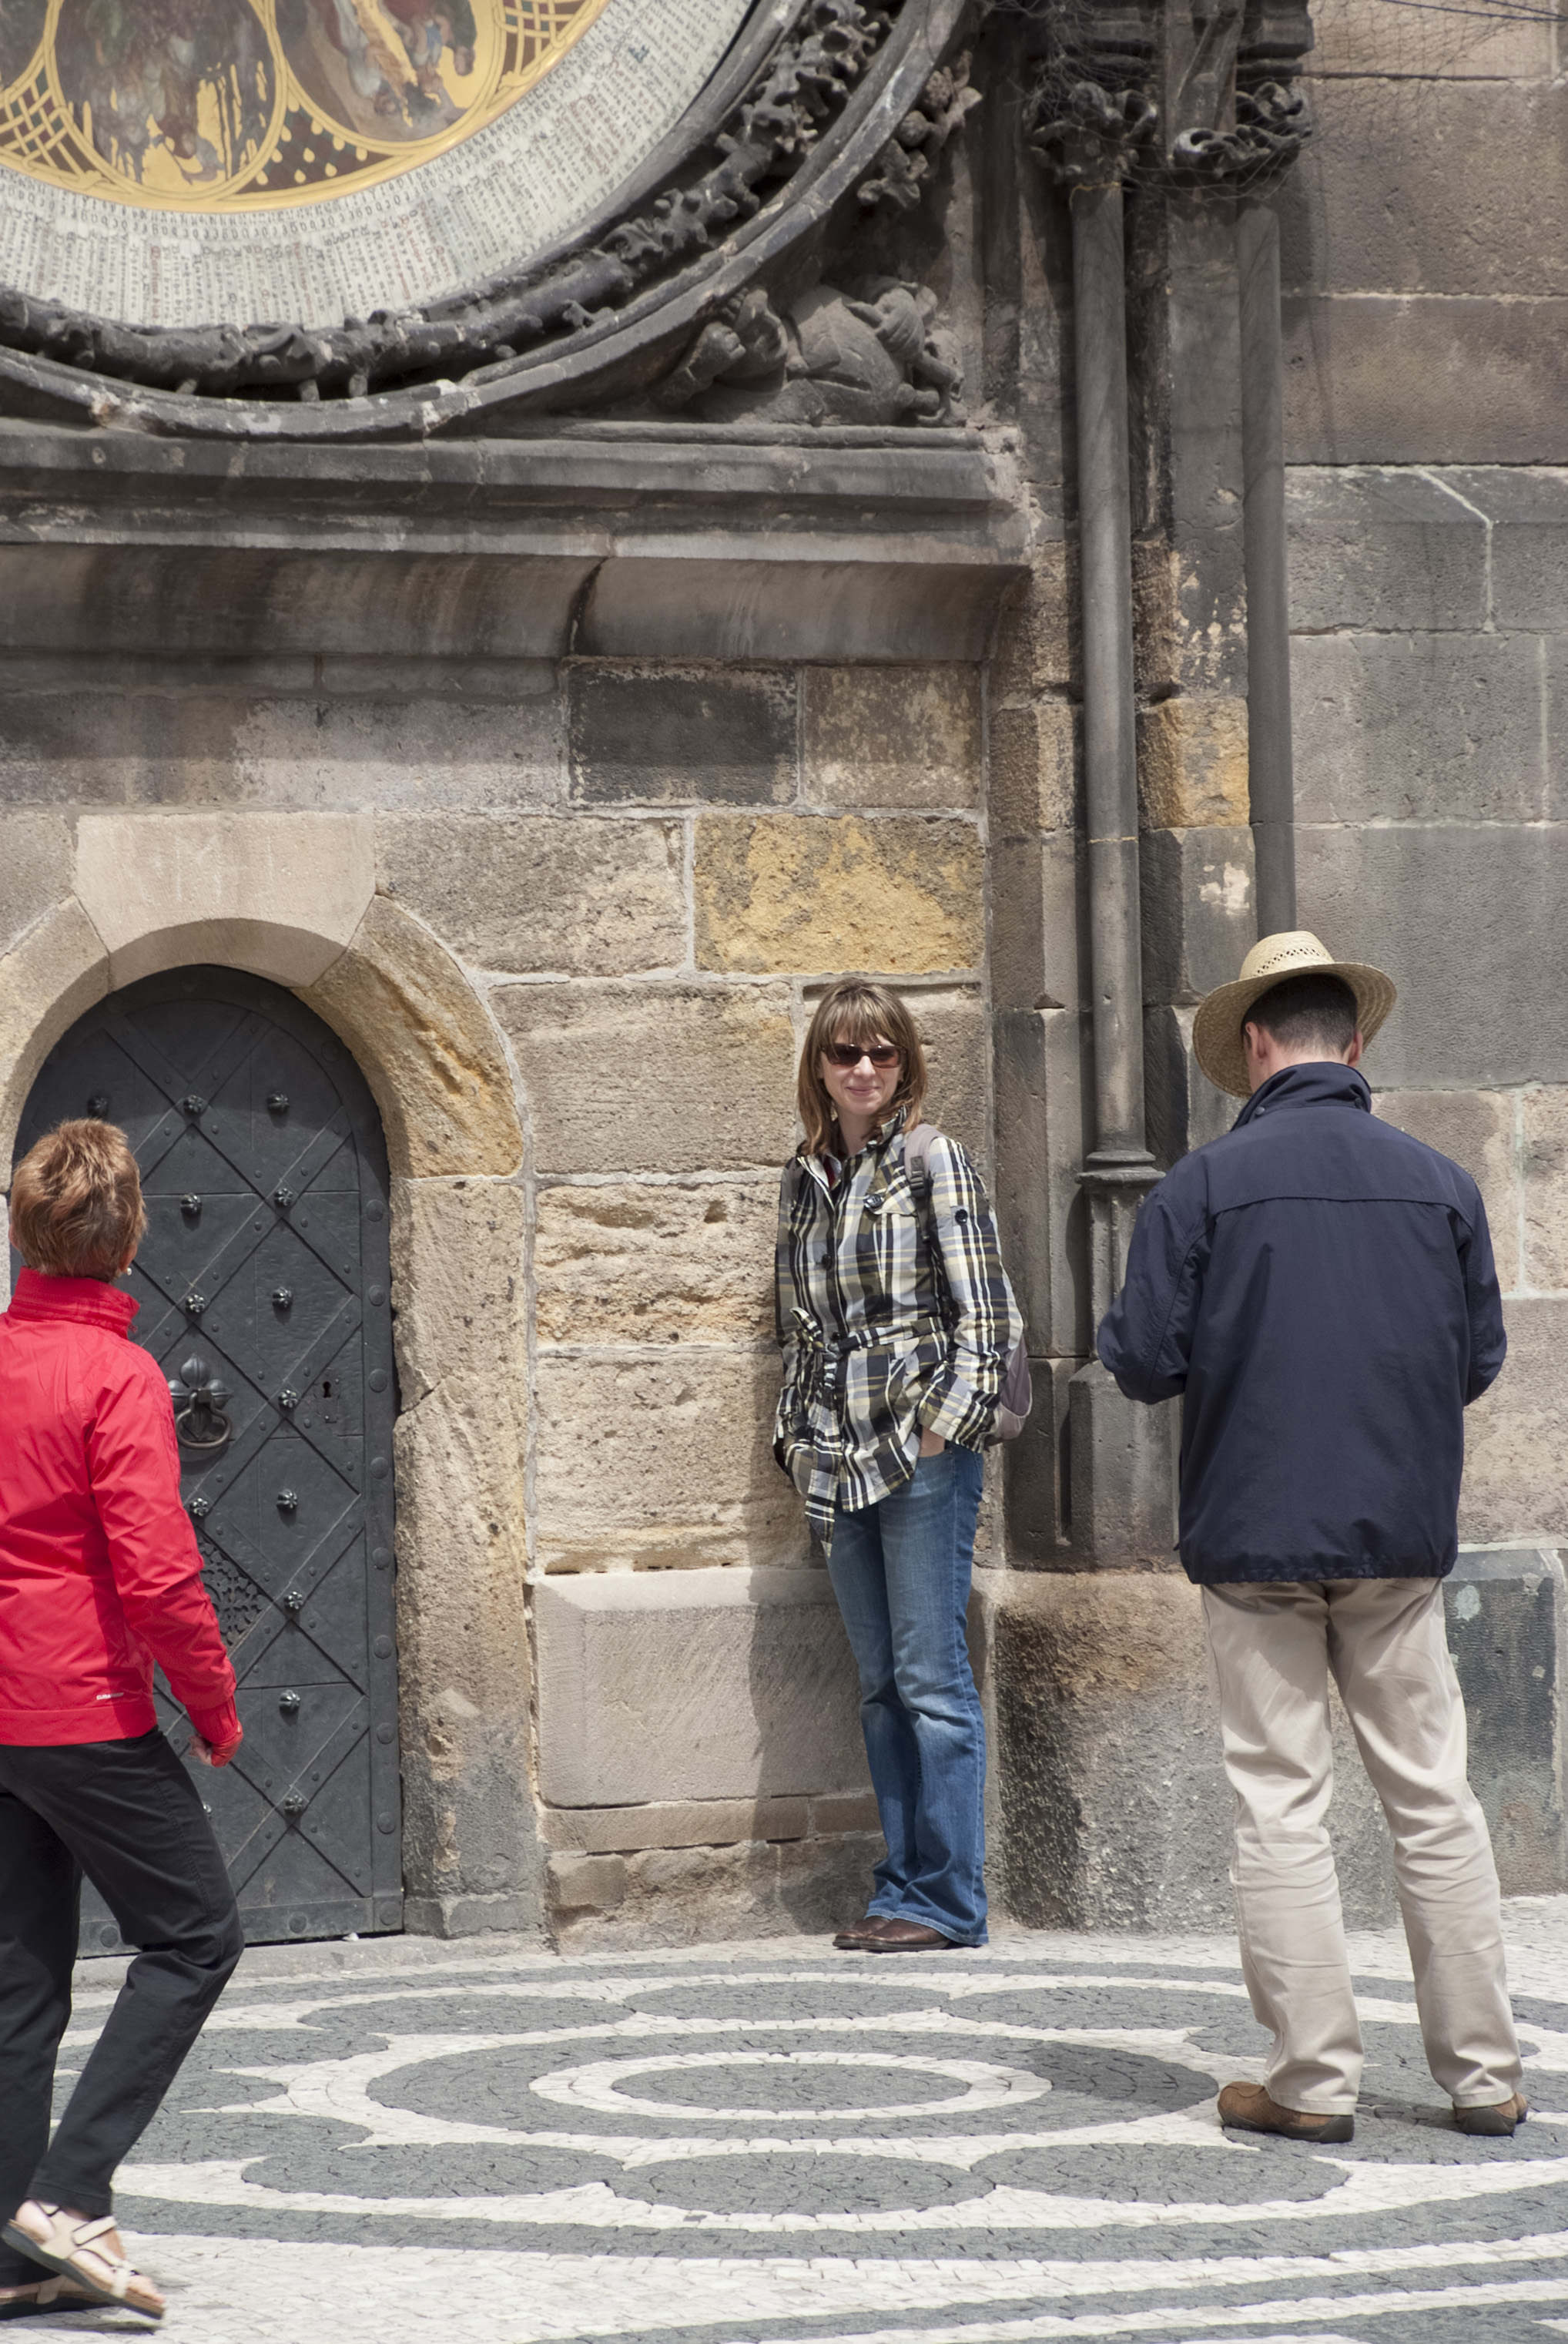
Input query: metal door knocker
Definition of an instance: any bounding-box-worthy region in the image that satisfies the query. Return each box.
[168,1355,233,1451]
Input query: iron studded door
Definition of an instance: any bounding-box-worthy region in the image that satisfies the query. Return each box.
[12,967,401,1947]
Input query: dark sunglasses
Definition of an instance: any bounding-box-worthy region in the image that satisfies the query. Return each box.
[823,1043,901,1068]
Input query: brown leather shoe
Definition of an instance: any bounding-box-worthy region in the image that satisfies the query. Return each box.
[859,1917,962,1952]
[832,1913,896,1950]
[1454,2092,1529,2137]
[1217,2081,1354,2144]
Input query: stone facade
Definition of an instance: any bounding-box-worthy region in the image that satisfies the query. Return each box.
[0,0,1564,1947]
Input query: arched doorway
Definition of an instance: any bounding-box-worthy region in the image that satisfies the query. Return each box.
[12,965,401,1947]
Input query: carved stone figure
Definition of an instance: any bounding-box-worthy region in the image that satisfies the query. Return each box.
[652,277,964,428]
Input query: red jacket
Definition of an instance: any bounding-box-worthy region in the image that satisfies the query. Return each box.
[0,1268,239,1747]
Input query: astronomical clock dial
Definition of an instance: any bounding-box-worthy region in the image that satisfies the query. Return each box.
[0,0,750,322]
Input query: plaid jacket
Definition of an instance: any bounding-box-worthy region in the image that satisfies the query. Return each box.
[773,1109,1024,1549]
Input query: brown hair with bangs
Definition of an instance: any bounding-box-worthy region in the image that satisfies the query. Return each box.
[9,1118,146,1280]
[797,978,928,1158]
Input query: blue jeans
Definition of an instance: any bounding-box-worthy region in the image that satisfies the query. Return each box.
[825,1444,988,1943]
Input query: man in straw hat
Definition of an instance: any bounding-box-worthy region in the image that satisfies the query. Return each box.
[1098,931,1524,2144]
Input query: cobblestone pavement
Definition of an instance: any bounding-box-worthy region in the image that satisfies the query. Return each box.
[26,1900,1568,2344]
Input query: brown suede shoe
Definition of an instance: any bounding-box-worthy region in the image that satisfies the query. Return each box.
[1454,2092,1529,2138]
[859,1918,962,1952]
[833,1914,896,1950]
[1217,2081,1355,2144]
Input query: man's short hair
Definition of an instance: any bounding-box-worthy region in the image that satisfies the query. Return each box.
[9,1118,146,1279]
[1242,971,1359,1058]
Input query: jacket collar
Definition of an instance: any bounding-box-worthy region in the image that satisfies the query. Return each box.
[1233,1061,1373,1128]
[6,1265,139,1334]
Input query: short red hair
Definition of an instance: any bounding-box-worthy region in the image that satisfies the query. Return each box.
[9,1119,146,1279]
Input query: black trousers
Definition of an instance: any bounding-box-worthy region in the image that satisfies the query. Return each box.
[0,1731,243,2284]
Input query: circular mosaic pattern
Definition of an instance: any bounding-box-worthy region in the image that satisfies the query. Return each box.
[618,2152,993,2217]
[977,2144,1342,2206]
[531,2047,1047,2121]
[244,2143,624,2197]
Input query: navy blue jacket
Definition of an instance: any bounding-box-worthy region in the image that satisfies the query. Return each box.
[1097,1062,1507,1584]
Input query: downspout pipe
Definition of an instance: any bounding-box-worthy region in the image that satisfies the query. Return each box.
[1238,196,1297,934]
[1070,176,1158,1325]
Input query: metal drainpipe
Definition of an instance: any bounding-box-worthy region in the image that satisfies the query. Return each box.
[1071,175,1158,1321]
[1238,196,1297,935]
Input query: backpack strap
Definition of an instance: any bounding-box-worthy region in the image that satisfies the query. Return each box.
[902,1121,940,1189]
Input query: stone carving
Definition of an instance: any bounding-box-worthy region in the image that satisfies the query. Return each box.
[1024,1,1160,189]
[0,0,904,404]
[1025,0,1311,196]
[652,278,964,426]
[856,49,979,210]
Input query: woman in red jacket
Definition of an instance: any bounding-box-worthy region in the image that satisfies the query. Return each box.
[0,1119,243,2325]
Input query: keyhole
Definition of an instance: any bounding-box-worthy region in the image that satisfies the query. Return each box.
[321,1380,333,1398]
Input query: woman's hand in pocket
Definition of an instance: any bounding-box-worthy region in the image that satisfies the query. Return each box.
[918,1428,946,1457]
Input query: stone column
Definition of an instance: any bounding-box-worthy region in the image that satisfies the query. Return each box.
[1027,4,1177,1574]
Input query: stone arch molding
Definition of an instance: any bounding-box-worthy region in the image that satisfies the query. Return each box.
[0,810,524,1179]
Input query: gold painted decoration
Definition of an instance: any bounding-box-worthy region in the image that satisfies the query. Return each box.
[0,0,609,208]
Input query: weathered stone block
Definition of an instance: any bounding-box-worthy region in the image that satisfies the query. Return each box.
[987,702,1078,838]
[694,815,984,974]
[1293,635,1546,825]
[494,981,796,1174]
[545,1853,628,1916]
[1480,470,1568,632]
[991,833,1084,1017]
[986,546,1075,697]
[541,1798,810,1853]
[532,1568,868,1806]
[1140,827,1255,1008]
[548,1829,883,1951]
[1374,1088,1519,1289]
[1462,1298,1568,1544]
[910,984,989,1164]
[1001,1353,1074,1569]
[1282,295,1568,468]
[318,657,556,699]
[989,1571,1233,1930]
[394,1374,537,1920]
[533,1350,806,1574]
[809,1791,880,1836]
[388,1176,526,1407]
[1523,1086,1568,1293]
[1446,1549,1567,1897]
[377,813,685,977]
[1306,0,1549,76]
[1297,821,1568,1088]
[1137,698,1249,831]
[0,685,568,809]
[305,895,524,1179]
[231,694,567,809]
[1282,83,1568,301]
[0,810,70,955]
[568,665,796,803]
[802,666,980,807]
[993,1006,1092,1361]
[1067,1361,1180,1573]
[1145,1003,1235,1172]
[534,1179,776,1346]
[1285,467,1488,635]
[0,899,109,1176]
[74,811,375,991]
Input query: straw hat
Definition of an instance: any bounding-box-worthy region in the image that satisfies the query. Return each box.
[1192,931,1397,1101]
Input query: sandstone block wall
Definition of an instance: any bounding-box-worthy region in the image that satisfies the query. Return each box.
[0,650,997,1944]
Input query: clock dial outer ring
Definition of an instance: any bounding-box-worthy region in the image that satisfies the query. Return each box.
[0,0,965,440]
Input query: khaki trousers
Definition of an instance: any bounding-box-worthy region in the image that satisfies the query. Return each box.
[1201,1576,1522,2116]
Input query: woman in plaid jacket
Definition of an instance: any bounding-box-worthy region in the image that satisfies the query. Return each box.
[775,978,1023,1951]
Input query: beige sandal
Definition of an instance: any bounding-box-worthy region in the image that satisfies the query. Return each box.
[0,2274,100,2321]
[2,2202,164,2320]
